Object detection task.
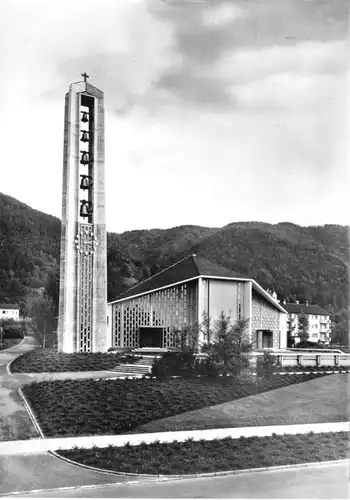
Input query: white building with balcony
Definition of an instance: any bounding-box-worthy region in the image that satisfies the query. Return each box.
[283,301,331,344]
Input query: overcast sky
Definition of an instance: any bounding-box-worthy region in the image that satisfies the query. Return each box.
[0,0,348,232]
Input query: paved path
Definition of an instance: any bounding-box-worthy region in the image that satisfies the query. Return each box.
[0,452,146,496]
[0,337,134,442]
[11,461,350,498]
[1,421,349,455]
[0,337,41,441]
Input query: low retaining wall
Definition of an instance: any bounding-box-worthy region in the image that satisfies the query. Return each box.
[252,351,350,368]
[277,353,350,368]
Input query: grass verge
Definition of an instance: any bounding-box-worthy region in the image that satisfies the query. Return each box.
[10,348,126,372]
[133,373,348,433]
[22,373,325,437]
[58,431,349,475]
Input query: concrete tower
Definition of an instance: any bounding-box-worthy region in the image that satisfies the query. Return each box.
[57,75,109,353]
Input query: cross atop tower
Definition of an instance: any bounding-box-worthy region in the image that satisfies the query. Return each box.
[81,72,89,82]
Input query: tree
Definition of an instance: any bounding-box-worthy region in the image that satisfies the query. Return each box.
[171,324,198,353]
[202,311,252,375]
[45,268,60,322]
[287,322,296,347]
[298,314,309,342]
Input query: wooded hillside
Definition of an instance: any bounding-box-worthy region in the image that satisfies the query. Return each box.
[0,192,348,343]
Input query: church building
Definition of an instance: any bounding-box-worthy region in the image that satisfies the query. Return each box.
[107,255,287,351]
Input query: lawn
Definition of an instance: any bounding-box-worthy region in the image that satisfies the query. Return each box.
[134,373,349,433]
[22,373,325,437]
[10,348,126,372]
[58,431,349,475]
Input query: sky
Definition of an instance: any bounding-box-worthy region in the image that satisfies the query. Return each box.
[0,0,348,233]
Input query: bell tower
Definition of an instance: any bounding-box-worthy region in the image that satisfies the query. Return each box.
[57,75,109,353]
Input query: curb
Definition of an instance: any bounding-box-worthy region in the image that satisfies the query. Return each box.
[49,450,159,477]
[52,452,350,480]
[6,353,26,376]
[3,458,349,497]
[17,388,44,438]
[49,451,350,479]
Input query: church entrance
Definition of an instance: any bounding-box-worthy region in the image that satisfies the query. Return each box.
[256,330,273,349]
[139,327,164,348]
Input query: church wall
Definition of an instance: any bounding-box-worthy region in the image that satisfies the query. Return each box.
[200,279,252,342]
[201,279,245,323]
[251,291,281,348]
[112,280,198,348]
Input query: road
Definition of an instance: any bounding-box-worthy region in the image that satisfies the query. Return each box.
[11,461,350,498]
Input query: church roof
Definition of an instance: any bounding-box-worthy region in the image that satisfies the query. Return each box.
[109,255,286,314]
[0,304,20,310]
[283,303,329,315]
[114,254,243,301]
[109,255,287,313]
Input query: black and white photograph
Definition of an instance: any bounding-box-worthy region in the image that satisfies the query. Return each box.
[0,0,348,498]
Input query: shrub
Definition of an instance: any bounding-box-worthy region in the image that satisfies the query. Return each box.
[256,353,279,378]
[151,352,219,378]
[151,351,197,378]
[296,341,325,349]
[3,324,24,339]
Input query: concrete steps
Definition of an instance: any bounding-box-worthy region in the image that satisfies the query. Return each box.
[109,363,152,375]
[110,347,176,375]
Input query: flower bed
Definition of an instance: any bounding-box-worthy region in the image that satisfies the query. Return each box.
[22,373,324,437]
[58,431,349,475]
[10,348,128,372]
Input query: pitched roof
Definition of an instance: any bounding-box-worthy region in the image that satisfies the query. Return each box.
[112,254,243,301]
[283,303,329,315]
[0,304,20,310]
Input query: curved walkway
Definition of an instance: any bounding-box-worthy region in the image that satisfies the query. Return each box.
[0,337,41,441]
[0,453,143,496]
[0,340,151,496]
[0,337,129,442]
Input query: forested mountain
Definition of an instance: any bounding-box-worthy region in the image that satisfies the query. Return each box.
[0,192,348,342]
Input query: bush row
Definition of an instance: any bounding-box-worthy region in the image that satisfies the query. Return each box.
[58,431,349,475]
[151,352,349,378]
